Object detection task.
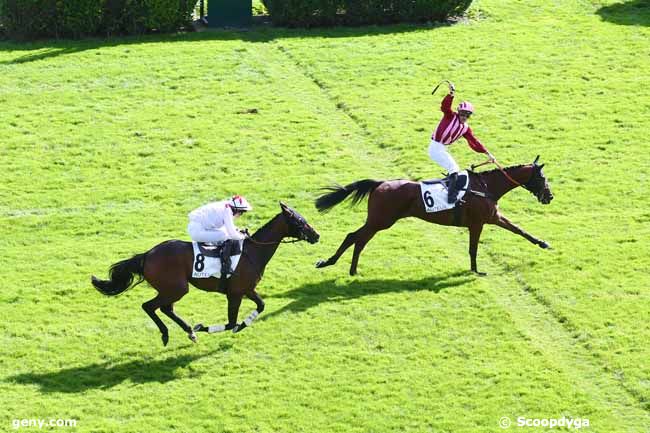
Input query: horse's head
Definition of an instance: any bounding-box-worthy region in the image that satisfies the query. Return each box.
[280,202,320,244]
[523,156,554,205]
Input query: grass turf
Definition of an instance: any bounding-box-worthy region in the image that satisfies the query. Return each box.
[0,0,648,432]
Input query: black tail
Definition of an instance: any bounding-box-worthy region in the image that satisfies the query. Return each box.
[92,253,147,296]
[315,179,383,213]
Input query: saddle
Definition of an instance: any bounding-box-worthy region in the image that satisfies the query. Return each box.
[419,171,471,226]
[198,240,242,286]
[197,240,242,258]
[422,173,468,191]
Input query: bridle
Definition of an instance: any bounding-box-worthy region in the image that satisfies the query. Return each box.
[476,158,541,192]
[237,216,312,282]
[244,213,313,246]
[499,163,547,200]
[474,160,546,201]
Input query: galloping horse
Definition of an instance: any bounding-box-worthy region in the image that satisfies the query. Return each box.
[315,156,553,276]
[92,202,319,346]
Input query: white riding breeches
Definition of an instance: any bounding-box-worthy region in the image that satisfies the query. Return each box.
[428,139,459,174]
[187,221,228,243]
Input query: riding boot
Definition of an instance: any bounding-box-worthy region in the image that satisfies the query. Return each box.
[447,172,459,204]
[219,240,233,289]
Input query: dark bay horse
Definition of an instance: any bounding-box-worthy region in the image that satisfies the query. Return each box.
[92,203,319,346]
[315,156,553,276]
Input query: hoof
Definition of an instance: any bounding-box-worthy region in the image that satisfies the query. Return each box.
[539,241,551,249]
[188,332,197,343]
[232,323,247,334]
[472,270,488,277]
[161,333,169,346]
[315,259,328,268]
[349,269,357,276]
[193,323,207,333]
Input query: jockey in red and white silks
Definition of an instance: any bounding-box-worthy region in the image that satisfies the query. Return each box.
[429,84,491,173]
[428,82,494,203]
[187,195,252,243]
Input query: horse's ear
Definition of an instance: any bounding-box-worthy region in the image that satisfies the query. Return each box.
[539,163,545,170]
[280,202,294,215]
[533,155,540,165]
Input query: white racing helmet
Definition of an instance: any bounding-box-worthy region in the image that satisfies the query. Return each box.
[229,195,253,212]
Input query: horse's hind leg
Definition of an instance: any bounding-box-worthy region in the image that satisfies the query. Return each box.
[142,296,169,346]
[161,304,197,343]
[316,229,360,268]
[349,225,378,276]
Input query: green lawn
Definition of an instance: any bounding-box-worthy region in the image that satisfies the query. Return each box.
[1,0,649,432]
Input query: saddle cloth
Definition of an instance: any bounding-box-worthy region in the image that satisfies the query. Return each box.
[191,240,243,279]
[419,170,469,213]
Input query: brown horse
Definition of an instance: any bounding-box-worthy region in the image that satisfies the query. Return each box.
[315,156,553,276]
[92,202,319,346]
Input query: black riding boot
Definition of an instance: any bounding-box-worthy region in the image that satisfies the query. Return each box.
[219,240,234,289]
[447,172,459,204]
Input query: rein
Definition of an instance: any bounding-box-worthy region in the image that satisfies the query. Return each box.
[472,149,525,187]
[473,158,544,197]
[245,237,303,246]
[493,160,523,187]
[473,158,523,187]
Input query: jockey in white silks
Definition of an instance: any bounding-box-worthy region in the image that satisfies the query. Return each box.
[187,195,252,244]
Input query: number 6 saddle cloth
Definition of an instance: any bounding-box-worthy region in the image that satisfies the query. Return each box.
[419,170,469,213]
[191,240,244,279]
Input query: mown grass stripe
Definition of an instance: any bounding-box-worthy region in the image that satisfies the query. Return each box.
[277,35,649,429]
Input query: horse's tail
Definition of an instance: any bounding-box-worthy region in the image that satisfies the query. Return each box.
[92,253,147,296]
[315,179,383,213]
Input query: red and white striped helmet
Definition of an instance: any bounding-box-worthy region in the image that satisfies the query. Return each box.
[458,101,474,113]
[229,195,253,212]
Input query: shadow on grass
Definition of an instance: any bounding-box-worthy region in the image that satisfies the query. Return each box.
[7,344,231,393]
[596,0,650,26]
[0,21,446,65]
[261,271,474,321]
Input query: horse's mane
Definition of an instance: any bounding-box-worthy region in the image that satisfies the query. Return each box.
[250,212,282,241]
[473,164,531,180]
[476,164,529,175]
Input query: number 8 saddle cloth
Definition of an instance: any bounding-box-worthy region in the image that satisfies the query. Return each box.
[191,240,244,279]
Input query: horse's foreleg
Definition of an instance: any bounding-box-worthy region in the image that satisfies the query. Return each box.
[193,292,242,334]
[232,291,265,333]
[469,223,486,276]
[142,296,169,346]
[349,225,377,276]
[316,230,359,268]
[494,214,550,249]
